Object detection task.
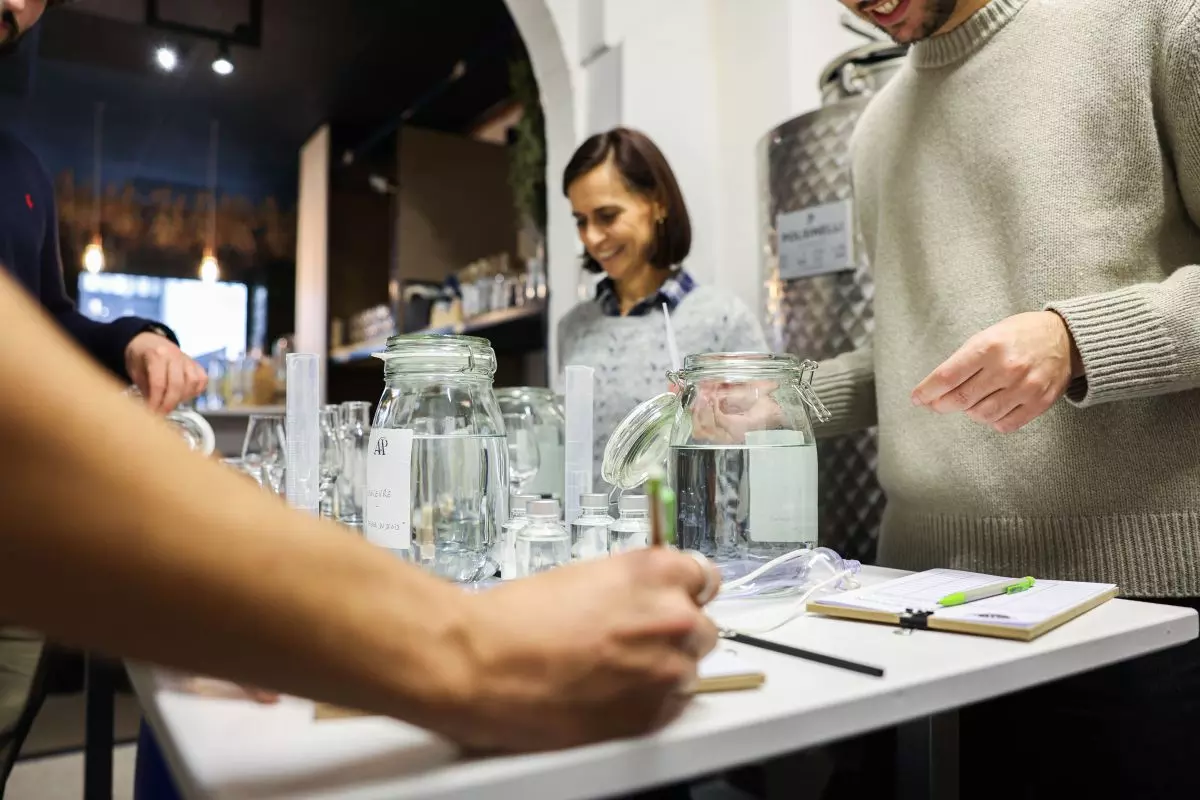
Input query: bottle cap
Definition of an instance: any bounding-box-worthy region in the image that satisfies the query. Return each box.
[511,494,540,512]
[580,493,609,510]
[618,494,648,513]
[527,500,560,518]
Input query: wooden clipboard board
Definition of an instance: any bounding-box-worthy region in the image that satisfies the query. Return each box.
[806,585,1118,642]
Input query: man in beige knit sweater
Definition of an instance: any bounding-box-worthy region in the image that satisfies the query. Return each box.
[815,0,1200,797]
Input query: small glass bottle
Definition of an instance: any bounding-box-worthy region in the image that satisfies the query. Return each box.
[609,494,651,555]
[572,493,613,561]
[515,500,570,577]
[500,494,540,580]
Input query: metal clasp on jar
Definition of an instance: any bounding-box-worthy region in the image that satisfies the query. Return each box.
[796,360,831,424]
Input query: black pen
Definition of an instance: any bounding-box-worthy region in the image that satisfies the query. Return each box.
[719,630,885,678]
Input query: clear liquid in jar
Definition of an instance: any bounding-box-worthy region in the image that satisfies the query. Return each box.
[672,443,817,564]
[404,434,507,583]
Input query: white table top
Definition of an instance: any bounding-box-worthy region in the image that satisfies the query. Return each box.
[130,567,1198,800]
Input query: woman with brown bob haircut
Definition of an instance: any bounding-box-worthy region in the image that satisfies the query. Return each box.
[557,127,768,493]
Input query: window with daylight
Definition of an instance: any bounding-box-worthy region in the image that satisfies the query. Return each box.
[77,272,256,362]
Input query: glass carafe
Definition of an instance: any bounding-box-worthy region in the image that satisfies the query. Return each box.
[125,386,215,456]
[369,334,508,584]
[494,387,566,501]
[602,352,829,568]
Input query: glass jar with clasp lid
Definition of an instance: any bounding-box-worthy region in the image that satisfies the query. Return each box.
[367,334,509,584]
[602,352,830,581]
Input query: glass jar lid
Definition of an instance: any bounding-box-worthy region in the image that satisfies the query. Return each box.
[373,334,497,377]
[601,392,681,491]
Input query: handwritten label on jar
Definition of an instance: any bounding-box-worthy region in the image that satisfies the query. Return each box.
[364,428,414,551]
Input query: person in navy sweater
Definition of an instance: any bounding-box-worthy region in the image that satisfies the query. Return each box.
[0,131,208,408]
[2,2,206,411]
[2,0,206,787]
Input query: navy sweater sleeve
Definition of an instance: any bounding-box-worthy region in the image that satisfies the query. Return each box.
[1,130,177,381]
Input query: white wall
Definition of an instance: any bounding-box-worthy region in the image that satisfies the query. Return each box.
[714,1,863,313]
[509,0,862,379]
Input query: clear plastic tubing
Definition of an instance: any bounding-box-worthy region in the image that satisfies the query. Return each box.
[564,365,595,527]
[285,353,321,515]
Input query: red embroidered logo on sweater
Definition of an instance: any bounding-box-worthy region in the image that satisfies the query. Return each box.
[25,194,33,209]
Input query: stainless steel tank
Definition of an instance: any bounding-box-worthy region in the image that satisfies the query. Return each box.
[759,42,907,563]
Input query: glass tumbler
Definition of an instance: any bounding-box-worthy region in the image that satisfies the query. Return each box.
[338,401,371,526]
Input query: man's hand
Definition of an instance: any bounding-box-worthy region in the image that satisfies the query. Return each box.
[448,548,720,753]
[689,380,784,445]
[912,311,1082,433]
[124,332,207,414]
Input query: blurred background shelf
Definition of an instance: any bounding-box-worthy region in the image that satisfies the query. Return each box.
[329,301,546,364]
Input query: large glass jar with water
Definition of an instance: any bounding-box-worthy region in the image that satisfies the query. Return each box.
[602,352,829,573]
[368,334,508,583]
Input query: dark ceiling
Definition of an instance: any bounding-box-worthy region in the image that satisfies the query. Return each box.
[1,0,525,198]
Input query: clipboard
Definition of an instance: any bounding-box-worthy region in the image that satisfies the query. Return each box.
[314,649,765,721]
[807,568,1119,642]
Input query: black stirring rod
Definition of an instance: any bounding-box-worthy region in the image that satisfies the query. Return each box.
[719,630,885,678]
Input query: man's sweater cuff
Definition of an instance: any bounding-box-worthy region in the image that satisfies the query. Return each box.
[811,362,877,438]
[1046,288,1181,407]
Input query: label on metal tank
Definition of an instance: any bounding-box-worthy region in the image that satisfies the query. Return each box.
[364,428,414,550]
[777,200,855,279]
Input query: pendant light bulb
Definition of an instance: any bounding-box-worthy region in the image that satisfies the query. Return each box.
[83,234,106,274]
[199,248,220,283]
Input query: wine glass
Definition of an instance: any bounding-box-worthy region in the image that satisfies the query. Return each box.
[242,414,286,494]
[504,413,541,494]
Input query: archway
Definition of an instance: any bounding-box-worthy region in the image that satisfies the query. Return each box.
[502,0,578,384]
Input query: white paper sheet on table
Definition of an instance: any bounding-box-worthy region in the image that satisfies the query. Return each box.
[818,569,1117,630]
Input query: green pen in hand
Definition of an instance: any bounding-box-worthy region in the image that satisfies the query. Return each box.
[646,472,676,547]
[937,576,1035,607]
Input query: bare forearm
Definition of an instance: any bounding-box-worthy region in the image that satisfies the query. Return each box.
[0,273,471,725]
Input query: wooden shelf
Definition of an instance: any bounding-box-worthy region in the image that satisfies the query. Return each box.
[197,405,287,417]
[329,302,546,364]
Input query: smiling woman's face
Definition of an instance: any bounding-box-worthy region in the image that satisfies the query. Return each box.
[568,157,663,284]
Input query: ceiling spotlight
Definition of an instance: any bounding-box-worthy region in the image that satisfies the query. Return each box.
[154,46,178,72]
[212,42,234,76]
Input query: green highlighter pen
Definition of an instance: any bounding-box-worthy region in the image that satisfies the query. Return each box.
[937,576,1035,607]
[645,473,677,547]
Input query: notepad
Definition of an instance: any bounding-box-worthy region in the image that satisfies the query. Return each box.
[692,648,766,693]
[808,568,1118,641]
[313,649,765,720]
